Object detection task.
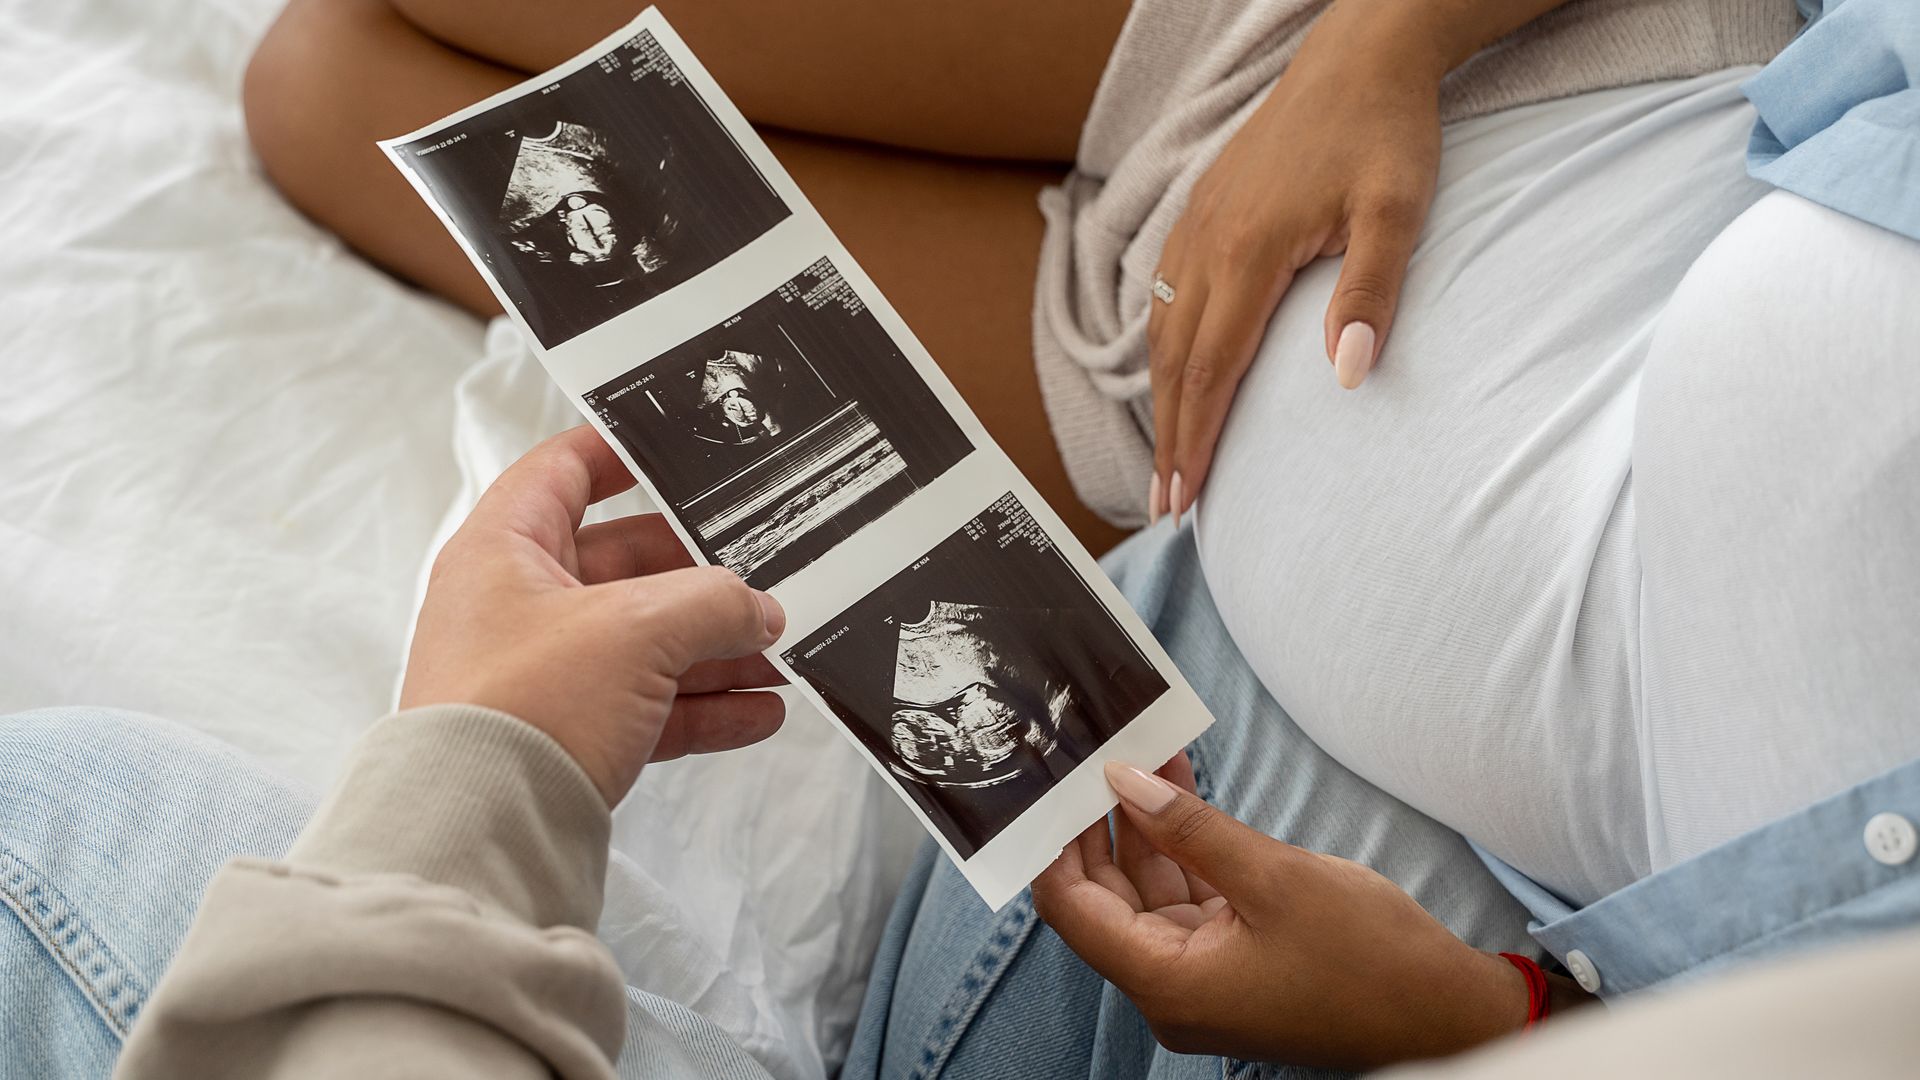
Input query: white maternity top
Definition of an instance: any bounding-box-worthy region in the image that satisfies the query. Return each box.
[1194,70,1920,905]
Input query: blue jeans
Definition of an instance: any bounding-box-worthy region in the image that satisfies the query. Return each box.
[0,708,315,1079]
[838,526,1536,1079]
[1,524,1535,1078]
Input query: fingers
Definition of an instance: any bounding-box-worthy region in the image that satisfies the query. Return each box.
[1323,192,1423,390]
[575,518,786,687]
[574,514,695,584]
[1153,753,1222,907]
[1147,233,1204,526]
[679,653,785,695]
[1032,823,1177,989]
[650,690,786,761]
[1148,282,1207,526]
[1103,761,1295,911]
[1158,751,1199,795]
[1145,222,1188,383]
[1115,783,1192,910]
[1076,815,1147,911]
[1167,269,1290,517]
[1113,753,1218,910]
[463,426,637,556]
[607,564,784,672]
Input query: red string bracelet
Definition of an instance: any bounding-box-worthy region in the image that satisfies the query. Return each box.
[1498,953,1551,1031]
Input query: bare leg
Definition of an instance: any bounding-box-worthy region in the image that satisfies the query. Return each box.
[386,0,1128,161]
[243,0,1127,549]
[244,0,514,316]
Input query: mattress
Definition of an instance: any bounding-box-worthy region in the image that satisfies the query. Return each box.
[0,2,922,1074]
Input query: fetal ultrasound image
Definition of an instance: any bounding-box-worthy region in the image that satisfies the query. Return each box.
[784,493,1169,857]
[392,29,790,347]
[585,258,973,588]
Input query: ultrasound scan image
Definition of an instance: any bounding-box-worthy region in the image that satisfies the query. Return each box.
[889,602,1073,791]
[785,494,1169,856]
[392,29,790,347]
[691,350,785,443]
[585,259,972,588]
[497,120,677,288]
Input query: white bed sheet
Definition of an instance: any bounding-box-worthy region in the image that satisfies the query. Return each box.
[0,2,921,1074]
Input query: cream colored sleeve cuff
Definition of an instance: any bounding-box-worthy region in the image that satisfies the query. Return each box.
[287,704,612,930]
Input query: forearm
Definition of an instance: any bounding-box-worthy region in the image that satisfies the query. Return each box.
[1309,0,1580,83]
[116,427,800,1078]
[114,706,628,1080]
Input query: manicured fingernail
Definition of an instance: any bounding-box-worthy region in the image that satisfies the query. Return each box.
[1148,472,1164,526]
[1334,321,1376,389]
[1170,471,1185,528]
[753,590,785,637]
[1105,761,1178,813]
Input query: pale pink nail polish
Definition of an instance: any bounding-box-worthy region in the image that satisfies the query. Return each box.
[1148,472,1164,526]
[1105,761,1178,812]
[1334,322,1376,389]
[1170,471,1185,528]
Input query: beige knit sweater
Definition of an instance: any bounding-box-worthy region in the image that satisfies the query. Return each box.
[1033,0,1801,527]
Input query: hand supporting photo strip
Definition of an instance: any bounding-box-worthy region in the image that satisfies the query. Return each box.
[377,5,1216,909]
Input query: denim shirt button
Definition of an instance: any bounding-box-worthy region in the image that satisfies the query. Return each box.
[1564,948,1602,993]
[1864,812,1918,866]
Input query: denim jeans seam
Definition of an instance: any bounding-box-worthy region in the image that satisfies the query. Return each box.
[908,893,1040,1080]
[0,842,147,1038]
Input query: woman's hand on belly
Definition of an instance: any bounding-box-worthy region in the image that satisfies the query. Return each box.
[1033,753,1592,1068]
[1147,0,1578,524]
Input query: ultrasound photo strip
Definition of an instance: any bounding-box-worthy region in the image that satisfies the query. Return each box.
[379,7,1217,910]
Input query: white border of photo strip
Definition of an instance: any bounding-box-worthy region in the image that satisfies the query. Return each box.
[380,6,1214,911]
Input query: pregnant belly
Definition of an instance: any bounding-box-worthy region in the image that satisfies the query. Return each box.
[1187,68,1771,904]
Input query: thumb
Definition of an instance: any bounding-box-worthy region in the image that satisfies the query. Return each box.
[1103,761,1289,903]
[603,564,784,672]
[1324,194,1422,389]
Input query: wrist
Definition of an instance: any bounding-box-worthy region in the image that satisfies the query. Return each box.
[1311,0,1459,87]
[289,705,613,928]
[1318,0,1573,81]
[1544,969,1598,1017]
[1446,951,1598,1053]
[1460,948,1536,1044]
[1376,948,1530,1066]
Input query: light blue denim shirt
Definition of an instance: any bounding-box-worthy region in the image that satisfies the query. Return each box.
[1475,756,1920,997]
[1746,0,1920,240]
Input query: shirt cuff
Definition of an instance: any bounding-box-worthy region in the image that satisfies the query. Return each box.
[287,704,611,930]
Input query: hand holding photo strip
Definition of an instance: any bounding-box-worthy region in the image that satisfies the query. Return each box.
[380,7,1215,909]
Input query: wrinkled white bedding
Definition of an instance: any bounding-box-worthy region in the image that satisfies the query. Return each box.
[0,2,920,1073]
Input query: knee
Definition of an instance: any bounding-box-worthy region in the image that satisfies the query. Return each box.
[241,0,327,185]
[242,0,394,194]
[1,707,220,789]
[0,707,313,855]
[0,708,217,835]
[2,705,167,756]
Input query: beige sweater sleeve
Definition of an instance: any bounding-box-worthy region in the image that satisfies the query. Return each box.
[113,705,628,1080]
